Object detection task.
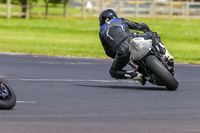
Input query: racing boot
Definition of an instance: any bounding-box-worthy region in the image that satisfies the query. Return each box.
[125,71,147,85]
[161,47,175,75]
[165,54,175,75]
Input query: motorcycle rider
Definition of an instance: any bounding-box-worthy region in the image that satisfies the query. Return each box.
[99,9,174,85]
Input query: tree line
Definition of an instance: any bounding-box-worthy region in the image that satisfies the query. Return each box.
[0,0,70,18]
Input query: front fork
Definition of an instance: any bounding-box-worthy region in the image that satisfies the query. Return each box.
[152,46,174,75]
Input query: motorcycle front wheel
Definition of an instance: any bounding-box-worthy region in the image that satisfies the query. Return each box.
[145,55,179,91]
[0,78,16,109]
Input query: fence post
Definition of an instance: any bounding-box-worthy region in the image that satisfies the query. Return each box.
[82,0,86,20]
[7,0,11,19]
[99,0,103,13]
[152,0,156,21]
[135,0,139,21]
[117,0,121,17]
[169,0,173,21]
[185,0,189,21]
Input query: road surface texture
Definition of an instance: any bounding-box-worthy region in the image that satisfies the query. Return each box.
[0,53,200,133]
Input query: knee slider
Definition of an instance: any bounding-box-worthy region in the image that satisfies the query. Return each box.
[109,68,116,78]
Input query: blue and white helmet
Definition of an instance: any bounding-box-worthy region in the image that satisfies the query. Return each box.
[99,9,118,27]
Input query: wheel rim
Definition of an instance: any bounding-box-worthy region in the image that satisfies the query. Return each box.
[0,81,9,99]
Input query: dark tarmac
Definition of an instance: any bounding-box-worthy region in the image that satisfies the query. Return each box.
[0,53,200,133]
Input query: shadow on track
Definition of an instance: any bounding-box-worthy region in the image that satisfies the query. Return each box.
[76,84,166,91]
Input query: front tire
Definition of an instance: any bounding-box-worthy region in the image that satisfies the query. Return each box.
[145,55,179,91]
[0,78,16,109]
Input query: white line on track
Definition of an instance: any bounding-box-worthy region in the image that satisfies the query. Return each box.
[16,101,35,104]
[11,79,122,83]
[8,79,138,83]
[7,78,200,82]
[39,62,93,65]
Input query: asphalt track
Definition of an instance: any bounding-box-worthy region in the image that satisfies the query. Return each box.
[0,53,200,133]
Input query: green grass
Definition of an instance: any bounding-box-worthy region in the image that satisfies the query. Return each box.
[0,17,200,64]
[0,18,104,58]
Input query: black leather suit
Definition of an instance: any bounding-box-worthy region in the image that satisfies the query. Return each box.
[99,18,152,79]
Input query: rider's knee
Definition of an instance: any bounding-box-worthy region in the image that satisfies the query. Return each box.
[109,68,116,78]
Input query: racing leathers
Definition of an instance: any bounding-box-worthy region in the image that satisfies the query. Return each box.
[99,18,151,81]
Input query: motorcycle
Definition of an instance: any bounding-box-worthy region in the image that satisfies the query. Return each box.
[0,78,16,109]
[129,36,179,91]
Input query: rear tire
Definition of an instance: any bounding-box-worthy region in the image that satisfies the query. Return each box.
[145,55,179,91]
[0,78,16,109]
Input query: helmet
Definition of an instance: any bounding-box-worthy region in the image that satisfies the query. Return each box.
[99,9,118,27]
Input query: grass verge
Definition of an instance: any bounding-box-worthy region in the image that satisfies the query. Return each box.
[0,17,200,64]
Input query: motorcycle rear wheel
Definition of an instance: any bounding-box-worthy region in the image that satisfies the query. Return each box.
[0,78,16,109]
[145,55,179,91]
